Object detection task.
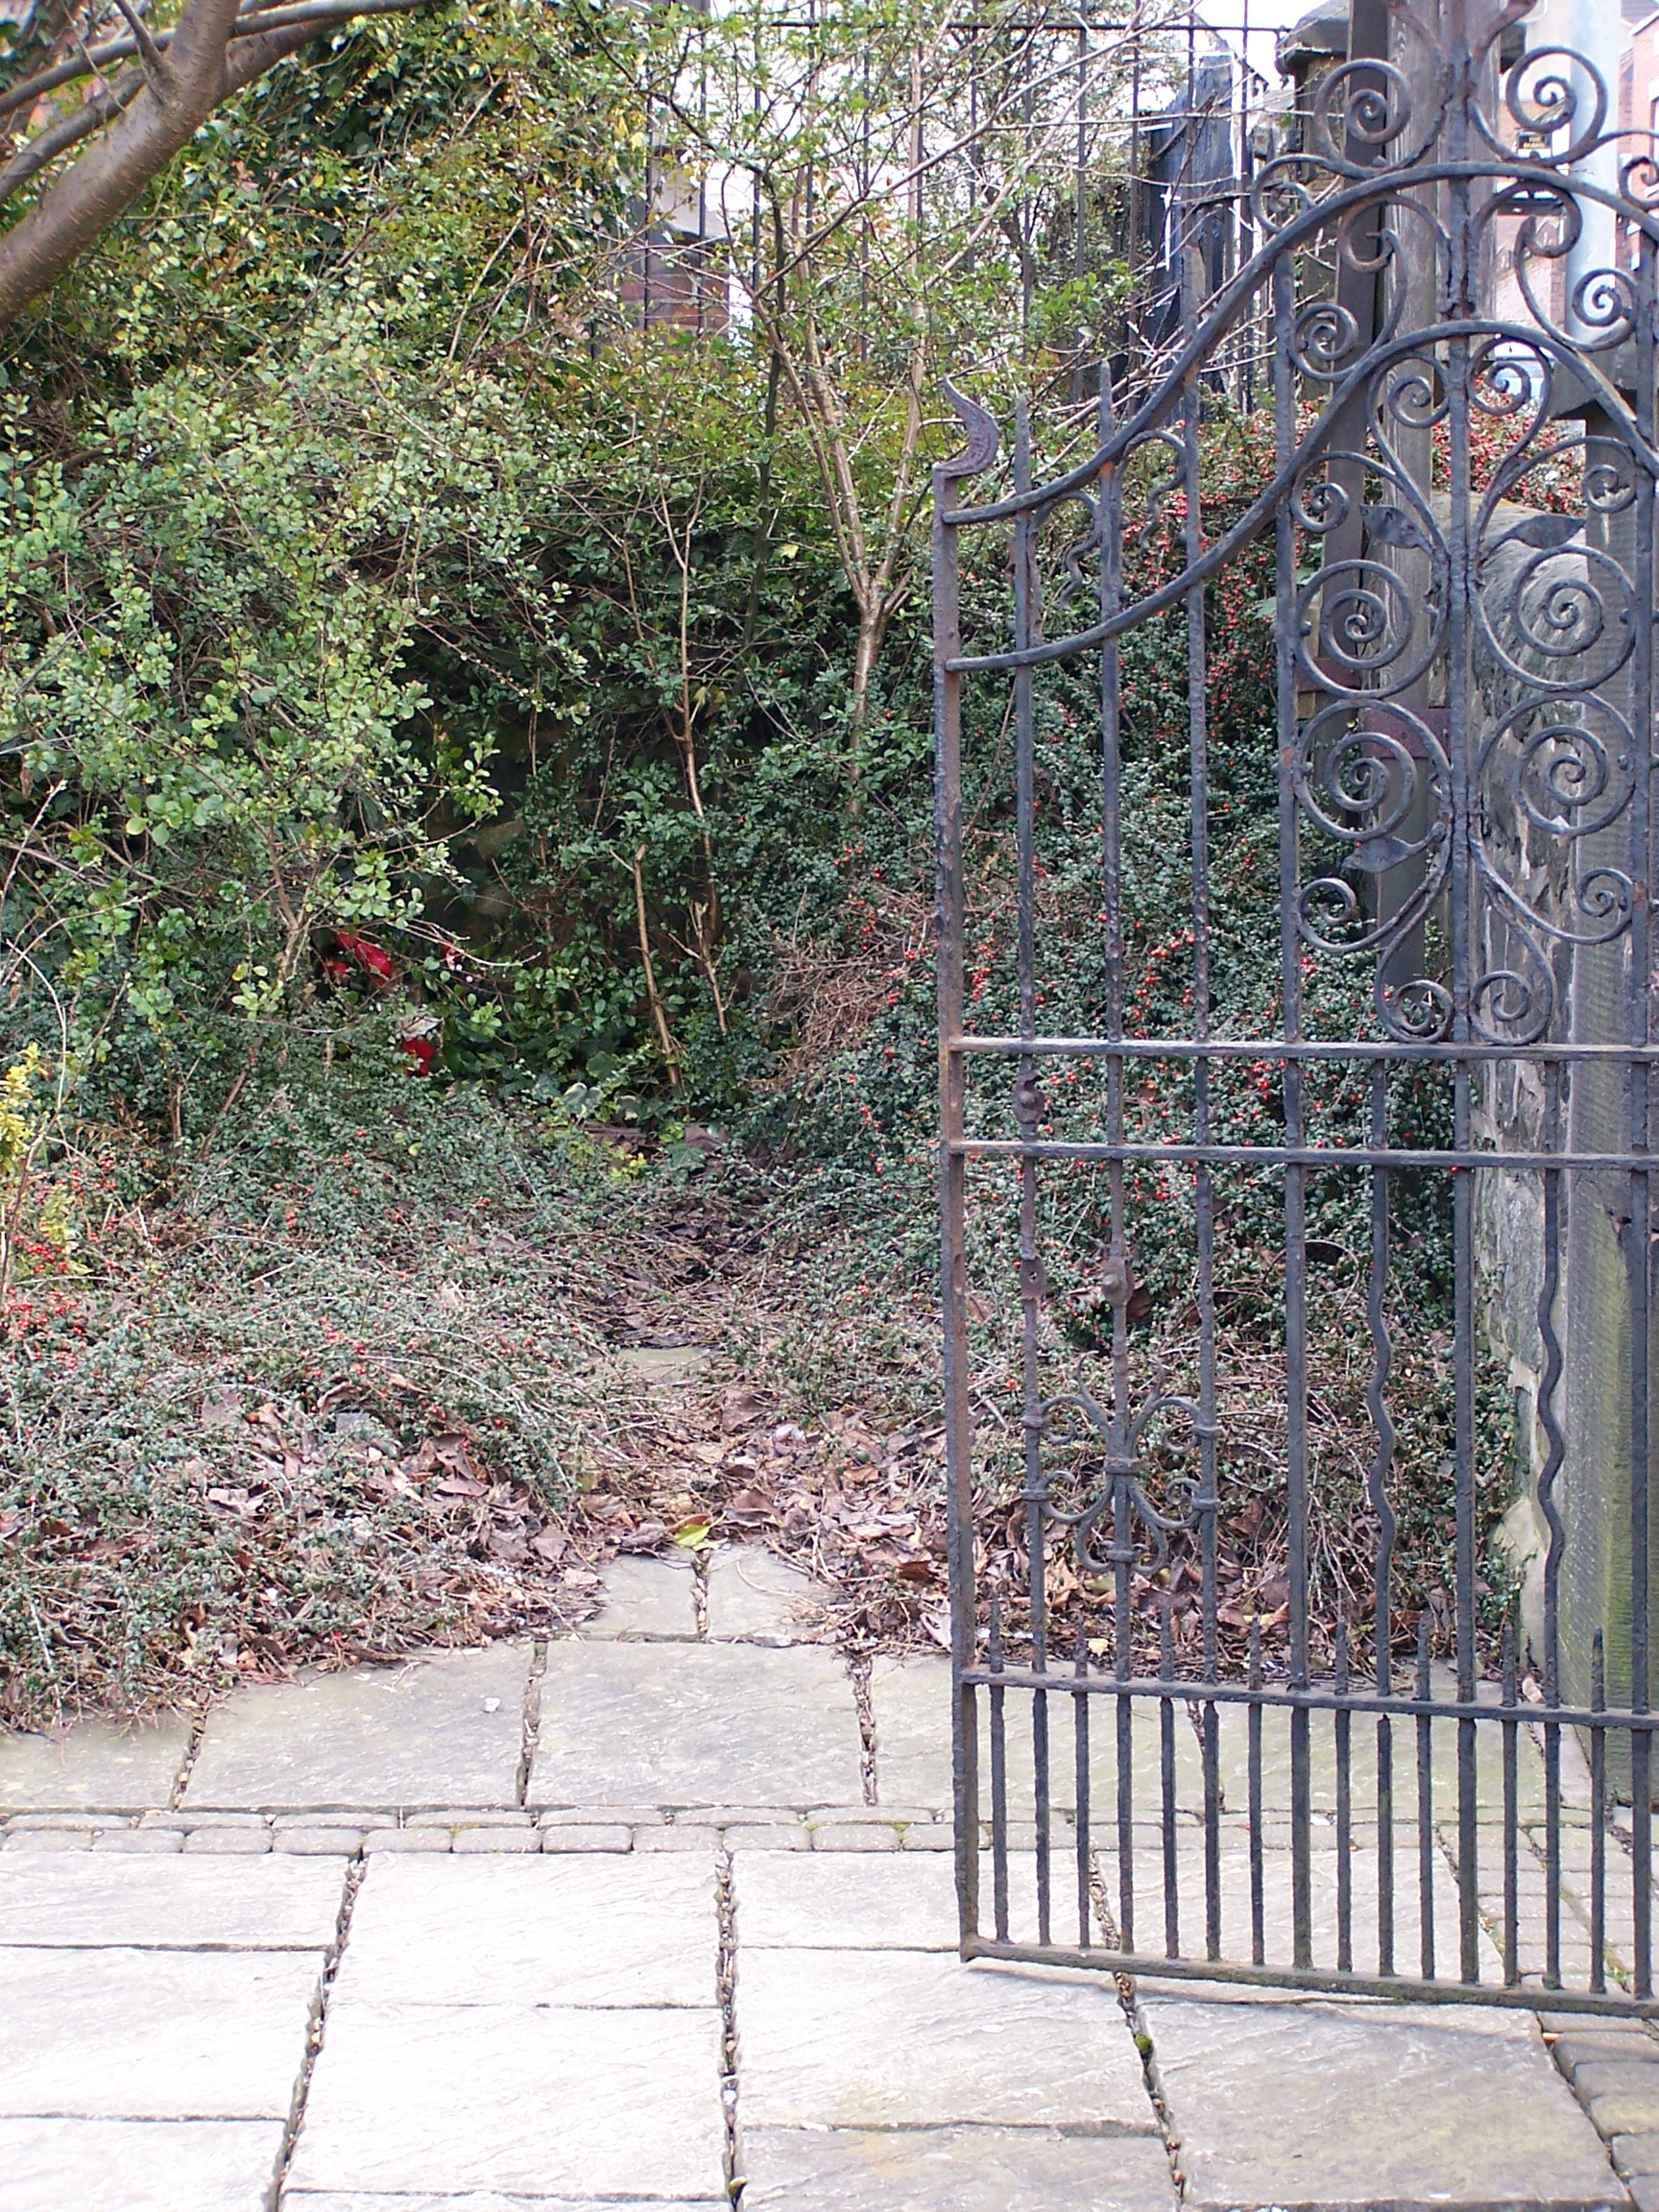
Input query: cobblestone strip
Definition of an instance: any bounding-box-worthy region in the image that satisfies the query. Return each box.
[1542,2011,1659,2211]
[2,1801,955,1858]
[847,1652,878,1806]
[1091,1861,1187,2204]
[715,1844,741,2199]
[516,1639,547,1806]
[273,1857,365,2205]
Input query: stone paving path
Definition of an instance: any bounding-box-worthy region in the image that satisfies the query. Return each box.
[0,1548,1645,2211]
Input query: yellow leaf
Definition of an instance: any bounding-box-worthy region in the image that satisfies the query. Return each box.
[671,1517,713,1549]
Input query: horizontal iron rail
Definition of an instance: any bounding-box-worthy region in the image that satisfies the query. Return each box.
[961,1936,1659,2015]
[951,1034,1659,1066]
[962,1666,1651,1732]
[950,1138,1659,1171]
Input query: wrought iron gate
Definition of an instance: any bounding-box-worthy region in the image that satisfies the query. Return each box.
[935,8,1659,2014]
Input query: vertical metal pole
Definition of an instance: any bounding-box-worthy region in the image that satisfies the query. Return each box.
[935,437,977,1954]
[1272,240,1314,1974]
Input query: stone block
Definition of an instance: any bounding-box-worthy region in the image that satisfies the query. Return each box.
[182,1645,530,1811]
[362,1829,450,1854]
[538,1826,632,1853]
[0,1947,324,2118]
[900,1823,955,1850]
[449,1829,540,1854]
[735,1949,1156,2130]
[1143,1987,1623,2209]
[634,1827,720,1852]
[1551,2032,1656,2083]
[88,1830,182,1854]
[335,1854,715,2008]
[286,2001,725,2199]
[1584,2072,1659,2140]
[530,1642,863,1810]
[184,1827,272,1855]
[7,1813,118,1830]
[704,1548,830,1644]
[585,1555,697,1641]
[726,1825,808,1851]
[276,1830,363,1857]
[1632,2180,1659,2212]
[0,2118,285,2212]
[538,1805,664,1826]
[3,1829,88,1852]
[0,1854,346,1948]
[811,1823,900,1852]
[0,1719,191,1815]
[405,1811,529,1829]
[1612,2132,1659,2178]
[737,2126,1176,2211]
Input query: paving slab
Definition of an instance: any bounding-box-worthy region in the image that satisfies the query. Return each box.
[735,1847,1051,1951]
[735,1948,1159,2131]
[530,1642,862,1807]
[705,1547,830,1642]
[0,1947,324,2118]
[1142,1984,1625,2210]
[0,1719,191,1813]
[335,1853,714,2008]
[0,1852,346,1949]
[584,1555,696,1640]
[182,1646,530,1810]
[287,2002,725,2198]
[738,2126,1177,2211]
[0,2117,283,2212]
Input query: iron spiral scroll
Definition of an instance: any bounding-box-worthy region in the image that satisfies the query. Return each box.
[934,3,1659,2014]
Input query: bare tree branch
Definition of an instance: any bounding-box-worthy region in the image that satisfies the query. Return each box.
[0,0,439,329]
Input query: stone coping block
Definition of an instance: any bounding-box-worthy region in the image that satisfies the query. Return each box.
[288,2001,725,2199]
[0,1718,191,1815]
[0,1947,325,2120]
[0,2117,285,2212]
[704,1548,830,1644]
[737,2126,1178,2211]
[335,1854,716,2008]
[182,1645,531,1811]
[585,1555,697,1642]
[1142,1984,1625,2210]
[0,1854,346,1949]
[539,1826,632,1853]
[529,1642,862,1809]
[736,1949,1158,2131]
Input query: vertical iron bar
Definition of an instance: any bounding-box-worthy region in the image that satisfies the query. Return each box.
[1248,1619,1264,1965]
[934,415,978,1955]
[1180,233,1223,1974]
[1538,1057,1565,1993]
[1075,1620,1092,1949]
[1271,242,1313,1973]
[1416,1612,1435,1981]
[1012,403,1051,1954]
[1161,1605,1179,1958]
[1444,300,1479,1993]
[1368,1060,1398,1982]
[1335,1616,1353,1973]
[1627,226,1655,2002]
[990,1594,1010,1943]
[1592,1631,1607,1995]
[1502,1624,1519,1986]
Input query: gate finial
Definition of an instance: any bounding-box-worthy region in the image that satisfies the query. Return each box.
[938,380,1000,480]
